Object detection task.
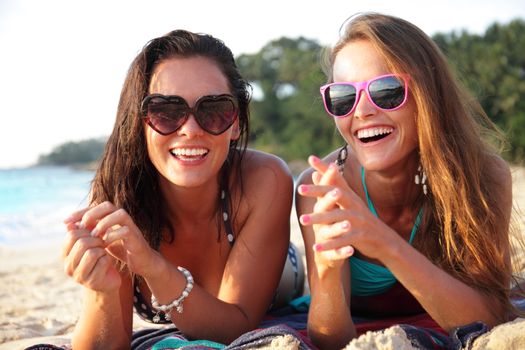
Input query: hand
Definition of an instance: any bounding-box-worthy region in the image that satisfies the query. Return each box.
[64,202,160,278]
[62,220,121,292]
[298,156,395,264]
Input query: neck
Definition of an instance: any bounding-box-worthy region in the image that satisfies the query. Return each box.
[159,177,222,225]
[363,156,420,212]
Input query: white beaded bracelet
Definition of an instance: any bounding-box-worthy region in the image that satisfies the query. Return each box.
[151,266,194,323]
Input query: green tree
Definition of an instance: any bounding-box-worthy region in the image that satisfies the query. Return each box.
[434,19,525,162]
[38,137,106,166]
[237,37,342,162]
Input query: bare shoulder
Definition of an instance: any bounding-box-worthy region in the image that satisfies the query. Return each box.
[485,154,513,217]
[239,149,293,199]
[488,154,512,182]
[485,154,512,195]
[241,149,292,183]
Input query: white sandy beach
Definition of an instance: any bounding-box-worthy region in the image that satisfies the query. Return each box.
[0,167,524,350]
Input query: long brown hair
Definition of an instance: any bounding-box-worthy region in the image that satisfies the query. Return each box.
[90,30,251,249]
[323,12,522,320]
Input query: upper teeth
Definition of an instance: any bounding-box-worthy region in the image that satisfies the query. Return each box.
[171,148,208,156]
[357,127,393,139]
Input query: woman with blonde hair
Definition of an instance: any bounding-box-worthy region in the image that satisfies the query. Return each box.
[296,12,524,349]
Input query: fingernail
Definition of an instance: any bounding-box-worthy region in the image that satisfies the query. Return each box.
[331,189,339,197]
[300,215,311,224]
[313,243,323,252]
[90,228,98,237]
[341,221,350,229]
[309,155,319,163]
[78,221,86,230]
[341,246,353,255]
[298,184,309,194]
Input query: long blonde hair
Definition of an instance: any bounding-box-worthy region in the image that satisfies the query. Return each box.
[322,12,523,320]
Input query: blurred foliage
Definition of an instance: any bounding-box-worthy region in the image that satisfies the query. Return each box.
[38,137,106,166]
[237,37,343,162]
[430,19,525,163]
[238,19,525,165]
[39,20,525,168]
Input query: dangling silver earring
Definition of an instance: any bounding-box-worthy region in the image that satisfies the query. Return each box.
[335,144,348,175]
[415,164,428,195]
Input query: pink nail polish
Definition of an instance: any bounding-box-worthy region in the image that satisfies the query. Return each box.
[298,184,309,193]
[313,243,323,252]
[301,215,311,224]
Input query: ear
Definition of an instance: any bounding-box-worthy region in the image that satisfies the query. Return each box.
[230,119,240,141]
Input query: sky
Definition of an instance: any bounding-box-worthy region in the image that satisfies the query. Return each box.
[1,0,524,169]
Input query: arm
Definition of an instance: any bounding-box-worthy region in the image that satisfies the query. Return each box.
[148,151,293,342]
[295,159,355,350]
[62,221,134,350]
[301,156,513,332]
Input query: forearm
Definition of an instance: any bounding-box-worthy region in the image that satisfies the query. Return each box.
[144,258,256,343]
[385,241,502,329]
[73,289,130,350]
[308,267,356,350]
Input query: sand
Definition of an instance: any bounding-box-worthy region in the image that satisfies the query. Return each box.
[0,167,524,350]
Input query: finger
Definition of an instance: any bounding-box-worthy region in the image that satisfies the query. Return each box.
[313,188,342,213]
[308,155,330,173]
[64,236,105,276]
[299,208,347,226]
[62,228,91,259]
[63,207,91,225]
[312,171,322,185]
[80,201,118,232]
[315,245,355,261]
[91,208,135,239]
[297,184,334,198]
[316,220,351,242]
[313,234,355,253]
[102,225,130,245]
[72,247,107,284]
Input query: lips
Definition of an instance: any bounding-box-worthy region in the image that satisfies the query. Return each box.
[170,147,209,161]
[355,126,393,143]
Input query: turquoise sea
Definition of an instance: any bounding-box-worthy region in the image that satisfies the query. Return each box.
[0,166,94,246]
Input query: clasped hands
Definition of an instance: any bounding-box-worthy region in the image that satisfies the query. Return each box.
[298,156,391,268]
[62,202,158,292]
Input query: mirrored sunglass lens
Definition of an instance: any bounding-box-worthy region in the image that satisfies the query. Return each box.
[147,100,188,134]
[369,76,405,109]
[196,99,237,134]
[325,85,357,116]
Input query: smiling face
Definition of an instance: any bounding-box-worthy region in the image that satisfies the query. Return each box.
[332,40,419,172]
[145,56,240,189]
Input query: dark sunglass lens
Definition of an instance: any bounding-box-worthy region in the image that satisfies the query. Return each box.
[325,85,357,116]
[369,76,405,109]
[146,98,188,135]
[196,98,237,135]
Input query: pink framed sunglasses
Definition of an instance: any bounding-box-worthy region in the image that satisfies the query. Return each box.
[320,74,410,118]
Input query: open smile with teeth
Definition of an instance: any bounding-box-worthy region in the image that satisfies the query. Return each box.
[356,127,394,143]
[170,148,209,160]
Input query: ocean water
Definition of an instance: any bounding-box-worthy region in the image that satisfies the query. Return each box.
[0,166,94,246]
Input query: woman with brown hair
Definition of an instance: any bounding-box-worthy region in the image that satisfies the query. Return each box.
[62,30,294,349]
[296,12,523,350]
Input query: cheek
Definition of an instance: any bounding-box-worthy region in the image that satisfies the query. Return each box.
[334,118,352,140]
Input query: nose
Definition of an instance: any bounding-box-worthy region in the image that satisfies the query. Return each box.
[353,90,376,119]
[176,113,205,137]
